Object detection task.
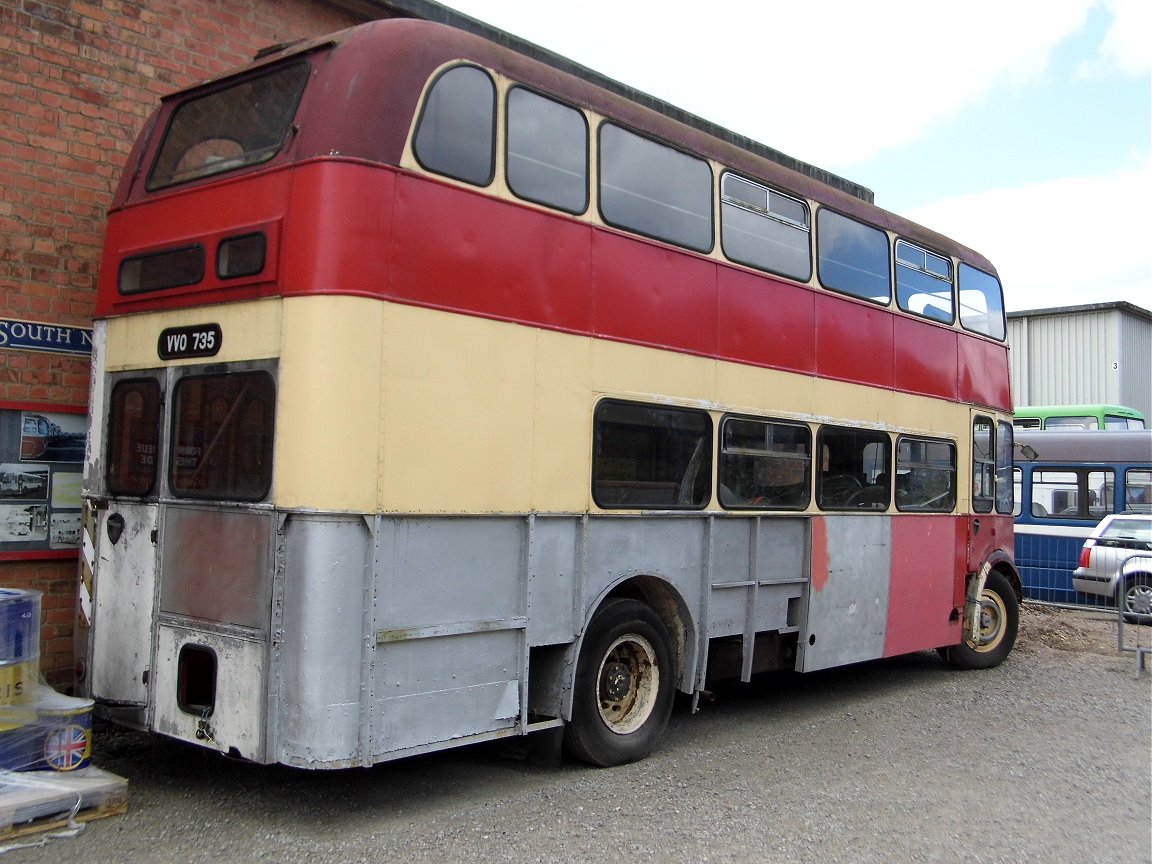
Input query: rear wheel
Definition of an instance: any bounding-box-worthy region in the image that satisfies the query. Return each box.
[943,570,1019,670]
[1119,575,1152,626]
[564,599,675,767]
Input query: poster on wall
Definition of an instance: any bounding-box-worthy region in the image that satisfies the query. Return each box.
[0,405,85,558]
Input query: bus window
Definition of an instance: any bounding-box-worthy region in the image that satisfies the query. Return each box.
[1044,414,1096,430]
[1030,468,1115,519]
[506,87,588,214]
[816,426,890,510]
[958,264,1006,340]
[972,417,995,513]
[413,65,496,186]
[996,420,1014,514]
[592,400,712,509]
[107,379,163,496]
[170,372,275,501]
[718,417,811,510]
[895,436,956,512]
[719,173,811,281]
[816,209,890,304]
[895,240,953,323]
[598,123,713,252]
[1125,469,1151,512]
[148,62,309,190]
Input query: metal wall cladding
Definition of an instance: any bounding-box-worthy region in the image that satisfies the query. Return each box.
[1008,304,1152,417]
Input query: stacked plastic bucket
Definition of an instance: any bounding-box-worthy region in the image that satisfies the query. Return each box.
[0,588,94,772]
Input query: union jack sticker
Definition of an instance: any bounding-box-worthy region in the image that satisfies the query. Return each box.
[43,723,91,771]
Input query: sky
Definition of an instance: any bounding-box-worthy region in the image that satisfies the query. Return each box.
[439,0,1150,312]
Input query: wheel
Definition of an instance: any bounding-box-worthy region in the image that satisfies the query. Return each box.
[1119,575,1152,626]
[564,599,675,767]
[943,570,1019,670]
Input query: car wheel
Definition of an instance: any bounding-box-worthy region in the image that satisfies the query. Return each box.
[1119,575,1152,626]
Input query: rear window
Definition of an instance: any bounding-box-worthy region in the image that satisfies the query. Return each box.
[170,372,275,501]
[1100,518,1152,542]
[148,62,309,190]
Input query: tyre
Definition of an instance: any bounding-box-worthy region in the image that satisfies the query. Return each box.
[563,599,675,767]
[1118,575,1152,626]
[943,570,1019,670]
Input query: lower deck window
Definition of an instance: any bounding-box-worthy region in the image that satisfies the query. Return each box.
[895,436,956,512]
[170,371,275,501]
[719,417,810,510]
[107,378,162,496]
[593,400,711,509]
[817,426,891,510]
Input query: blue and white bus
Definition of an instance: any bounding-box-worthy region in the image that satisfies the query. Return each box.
[1014,430,1152,606]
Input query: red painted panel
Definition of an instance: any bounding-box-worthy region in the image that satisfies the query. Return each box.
[591,231,718,356]
[96,169,297,317]
[390,175,592,332]
[892,315,958,400]
[884,515,962,656]
[815,293,894,389]
[280,162,394,298]
[717,267,816,374]
[811,516,829,593]
[958,336,1013,411]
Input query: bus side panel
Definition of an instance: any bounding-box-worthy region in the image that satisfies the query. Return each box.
[799,516,890,672]
[893,315,959,401]
[370,517,527,758]
[883,515,961,656]
[814,295,894,391]
[958,336,1012,412]
[717,267,816,374]
[278,515,373,768]
[389,174,592,333]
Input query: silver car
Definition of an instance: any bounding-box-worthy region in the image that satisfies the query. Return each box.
[1073,513,1152,624]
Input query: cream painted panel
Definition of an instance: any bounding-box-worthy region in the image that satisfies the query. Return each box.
[531,328,593,512]
[103,298,283,370]
[379,304,537,514]
[276,297,384,511]
[591,338,719,407]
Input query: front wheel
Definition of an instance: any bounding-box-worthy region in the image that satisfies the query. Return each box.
[1119,575,1152,626]
[943,570,1019,670]
[564,599,675,767]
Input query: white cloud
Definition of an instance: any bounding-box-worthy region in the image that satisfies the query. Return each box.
[905,160,1152,311]
[1092,0,1152,75]
[443,0,1099,165]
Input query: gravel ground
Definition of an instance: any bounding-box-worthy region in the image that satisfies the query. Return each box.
[2,604,1149,863]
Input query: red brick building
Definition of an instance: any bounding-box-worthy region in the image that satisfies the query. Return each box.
[0,0,460,686]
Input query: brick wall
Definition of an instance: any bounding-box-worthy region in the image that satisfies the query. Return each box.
[0,0,380,687]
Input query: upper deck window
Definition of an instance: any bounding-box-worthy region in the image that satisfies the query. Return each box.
[720,173,811,281]
[895,240,953,323]
[506,87,588,214]
[598,124,713,252]
[958,263,1006,340]
[148,62,309,191]
[816,209,891,304]
[414,65,496,187]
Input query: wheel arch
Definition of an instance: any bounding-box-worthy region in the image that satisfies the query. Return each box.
[557,573,696,722]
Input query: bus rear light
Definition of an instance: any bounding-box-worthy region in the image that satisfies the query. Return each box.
[217,232,266,279]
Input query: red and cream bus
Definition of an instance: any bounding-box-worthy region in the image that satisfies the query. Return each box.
[77,18,1019,769]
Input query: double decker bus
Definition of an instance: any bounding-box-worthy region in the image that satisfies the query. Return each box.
[77,19,1019,769]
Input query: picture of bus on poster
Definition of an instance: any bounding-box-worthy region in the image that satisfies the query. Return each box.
[0,408,85,555]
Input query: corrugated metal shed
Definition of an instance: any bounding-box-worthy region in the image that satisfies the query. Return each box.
[1008,302,1152,417]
